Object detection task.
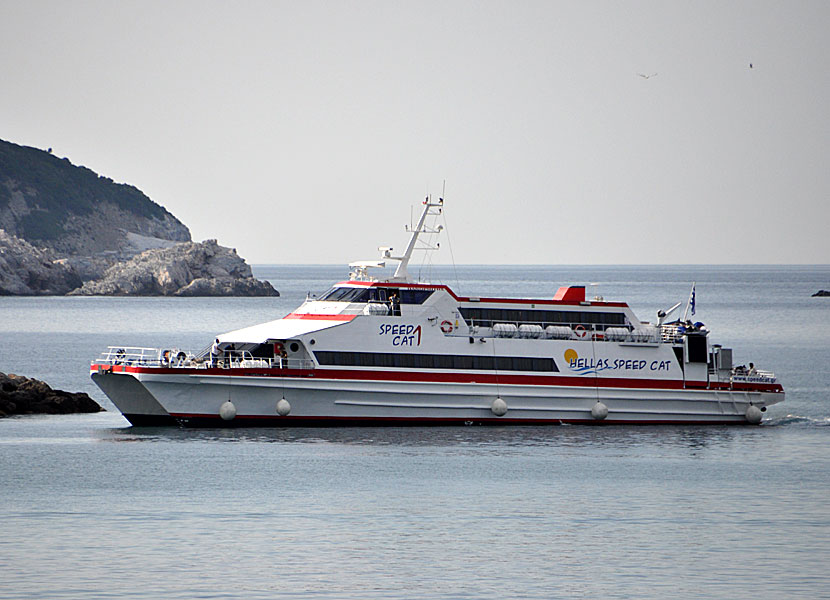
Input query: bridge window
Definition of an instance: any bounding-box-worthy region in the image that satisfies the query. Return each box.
[320,287,434,304]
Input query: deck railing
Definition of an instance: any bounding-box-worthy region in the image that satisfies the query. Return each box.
[95,346,315,370]
[98,346,167,366]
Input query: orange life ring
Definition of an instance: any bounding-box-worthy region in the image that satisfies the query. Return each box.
[440,320,454,334]
[573,325,587,339]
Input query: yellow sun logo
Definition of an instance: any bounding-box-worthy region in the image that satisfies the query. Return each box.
[564,349,578,364]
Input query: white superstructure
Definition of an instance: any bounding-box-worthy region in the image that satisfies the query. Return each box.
[91,198,784,426]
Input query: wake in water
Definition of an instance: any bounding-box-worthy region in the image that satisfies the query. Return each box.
[765,414,830,427]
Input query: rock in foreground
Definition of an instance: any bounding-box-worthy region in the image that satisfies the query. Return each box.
[0,372,103,417]
[70,239,278,296]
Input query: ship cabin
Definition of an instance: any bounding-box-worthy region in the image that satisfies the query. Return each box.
[203,281,648,369]
[297,281,645,341]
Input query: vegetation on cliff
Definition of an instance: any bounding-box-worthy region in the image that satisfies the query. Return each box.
[0,138,277,296]
[0,139,187,244]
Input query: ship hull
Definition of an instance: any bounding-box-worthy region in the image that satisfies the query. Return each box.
[91,370,177,426]
[100,367,783,427]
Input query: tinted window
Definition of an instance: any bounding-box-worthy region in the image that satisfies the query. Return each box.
[321,286,433,304]
[459,307,626,330]
[321,287,370,303]
[314,351,558,372]
[399,289,434,304]
[371,288,434,304]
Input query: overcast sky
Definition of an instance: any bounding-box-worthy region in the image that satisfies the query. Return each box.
[2,1,828,265]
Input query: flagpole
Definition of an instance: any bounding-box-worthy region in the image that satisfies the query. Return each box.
[682,282,696,322]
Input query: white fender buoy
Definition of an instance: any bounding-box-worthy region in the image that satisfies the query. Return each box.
[491,397,508,416]
[745,405,762,424]
[219,401,237,421]
[591,401,609,420]
[276,398,291,416]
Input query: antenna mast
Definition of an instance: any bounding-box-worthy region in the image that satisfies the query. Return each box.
[389,196,443,282]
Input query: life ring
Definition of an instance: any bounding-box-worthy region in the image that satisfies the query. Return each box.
[573,325,587,339]
[114,348,126,365]
[440,320,454,334]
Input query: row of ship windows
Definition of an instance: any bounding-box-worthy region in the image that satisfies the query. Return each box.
[314,351,559,372]
[459,307,626,328]
[320,287,435,304]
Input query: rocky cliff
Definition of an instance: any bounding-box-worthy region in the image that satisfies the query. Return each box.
[0,139,191,261]
[0,229,82,295]
[0,139,277,296]
[71,239,277,296]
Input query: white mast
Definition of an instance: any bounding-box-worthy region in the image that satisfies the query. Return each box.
[388,197,443,282]
[348,197,444,282]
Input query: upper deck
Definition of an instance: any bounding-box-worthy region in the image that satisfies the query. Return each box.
[295,281,640,334]
[317,280,630,307]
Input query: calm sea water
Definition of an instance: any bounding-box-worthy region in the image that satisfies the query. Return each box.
[1,265,829,599]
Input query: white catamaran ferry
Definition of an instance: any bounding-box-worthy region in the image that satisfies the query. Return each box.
[91,198,784,427]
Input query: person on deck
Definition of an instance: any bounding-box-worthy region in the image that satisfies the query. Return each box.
[210,338,220,367]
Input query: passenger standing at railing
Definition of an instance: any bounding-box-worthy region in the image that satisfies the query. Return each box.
[210,338,220,367]
[748,362,757,375]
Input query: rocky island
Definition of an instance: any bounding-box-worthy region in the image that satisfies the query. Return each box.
[0,372,103,417]
[0,138,277,296]
[812,290,830,297]
[70,239,277,296]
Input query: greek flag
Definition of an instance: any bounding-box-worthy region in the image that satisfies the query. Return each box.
[690,284,696,316]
